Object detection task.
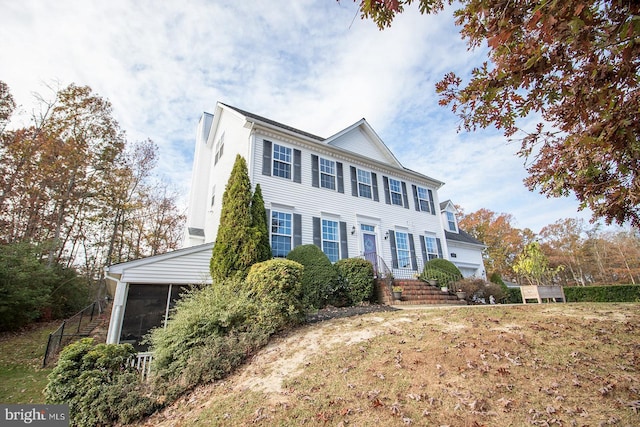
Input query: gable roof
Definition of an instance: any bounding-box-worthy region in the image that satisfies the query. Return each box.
[440,200,456,211]
[323,118,403,168]
[217,102,444,188]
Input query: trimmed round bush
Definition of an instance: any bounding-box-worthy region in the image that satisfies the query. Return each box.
[244,258,305,328]
[335,258,374,305]
[286,244,340,309]
[421,258,463,285]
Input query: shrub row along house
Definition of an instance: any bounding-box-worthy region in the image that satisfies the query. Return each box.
[105,102,486,349]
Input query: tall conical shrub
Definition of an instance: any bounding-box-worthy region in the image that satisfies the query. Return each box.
[251,183,272,263]
[210,155,256,282]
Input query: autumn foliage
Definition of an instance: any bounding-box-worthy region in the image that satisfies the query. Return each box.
[357,0,640,227]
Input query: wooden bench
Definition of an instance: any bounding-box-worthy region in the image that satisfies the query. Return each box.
[520,285,566,303]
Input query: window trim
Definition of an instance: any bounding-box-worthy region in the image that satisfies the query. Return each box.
[424,235,438,260]
[388,178,403,206]
[272,143,293,180]
[319,157,337,190]
[270,210,292,257]
[321,218,340,262]
[416,186,430,213]
[357,168,373,199]
[394,231,411,269]
[446,211,457,232]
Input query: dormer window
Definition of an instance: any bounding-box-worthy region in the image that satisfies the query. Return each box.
[446,211,457,232]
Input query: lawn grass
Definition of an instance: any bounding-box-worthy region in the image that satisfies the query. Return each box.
[143,303,640,426]
[0,321,58,403]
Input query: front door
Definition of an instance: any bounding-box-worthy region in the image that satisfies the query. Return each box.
[362,232,378,275]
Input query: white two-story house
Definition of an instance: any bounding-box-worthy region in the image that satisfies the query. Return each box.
[105,102,485,349]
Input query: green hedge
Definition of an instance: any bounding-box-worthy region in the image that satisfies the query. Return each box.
[564,285,640,302]
[335,258,374,305]
[286,244,340,309]
[506,288,523,304]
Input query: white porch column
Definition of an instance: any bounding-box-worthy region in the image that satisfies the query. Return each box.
[106,281,128,344]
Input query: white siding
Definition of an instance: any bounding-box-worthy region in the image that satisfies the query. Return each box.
[327,127,392,164]
[115,244,213,285]
[250,130,446,272]
[448,242,486,278]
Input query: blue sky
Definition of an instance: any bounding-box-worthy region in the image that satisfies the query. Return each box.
[1,0,602,234]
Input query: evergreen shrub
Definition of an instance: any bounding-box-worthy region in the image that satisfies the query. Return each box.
[149,281,266,398]
[421,258,463,286]
[244,258,305,329]
[286,244,340,309]
[564,285,640,302]
[335,258,374,305]
[44,338,157,427]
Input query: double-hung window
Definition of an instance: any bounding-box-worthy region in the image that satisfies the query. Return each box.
[425,236,439,260]
[395,231,411,268]
[446,211,457,232]
[416,186,430,212]
[273,144,292,179]
[271,211,292,257]
[357,169,372,199]
[214,132,224,165]
[320,158,336,190]
[322,219,339,262]
[389,178,403,206]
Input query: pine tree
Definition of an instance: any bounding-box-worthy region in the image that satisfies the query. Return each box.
[210,155,256,282]
[251,183,272,263]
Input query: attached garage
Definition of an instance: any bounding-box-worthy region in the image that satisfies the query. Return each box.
[104,243,213,350]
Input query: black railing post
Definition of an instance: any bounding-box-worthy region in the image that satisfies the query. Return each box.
[59,321,65,348]
[43,333,53,368]
[90,301,96,322]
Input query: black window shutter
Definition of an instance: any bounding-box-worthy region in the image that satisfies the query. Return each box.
[293,214,302,248]
[389,230,398,269]
[402,182,410,209]
[262,140,272,176]
[428,189,436,215]
[339,221,348,259]
[419,235,428,264]
[311,155,319,188]
[371,172,379,201]
[412,185,420,211]
[383,176,391,205]
[337,162,344,193]
[408,233,418,270]
[266,209,271,231]
[436,237,443,258]
[350,166,358,197]
[313,217,321,248]
[293,149,301,183]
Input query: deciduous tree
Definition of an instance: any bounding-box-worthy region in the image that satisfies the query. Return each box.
[355,0,640,227]
[457,207,533,280]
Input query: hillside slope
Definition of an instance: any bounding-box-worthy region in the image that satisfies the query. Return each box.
[135,304,640,426]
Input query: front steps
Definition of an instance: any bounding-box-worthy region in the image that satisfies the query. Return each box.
[377,279,465,306]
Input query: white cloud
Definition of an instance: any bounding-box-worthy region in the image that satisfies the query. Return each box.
[0,0,601,234]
